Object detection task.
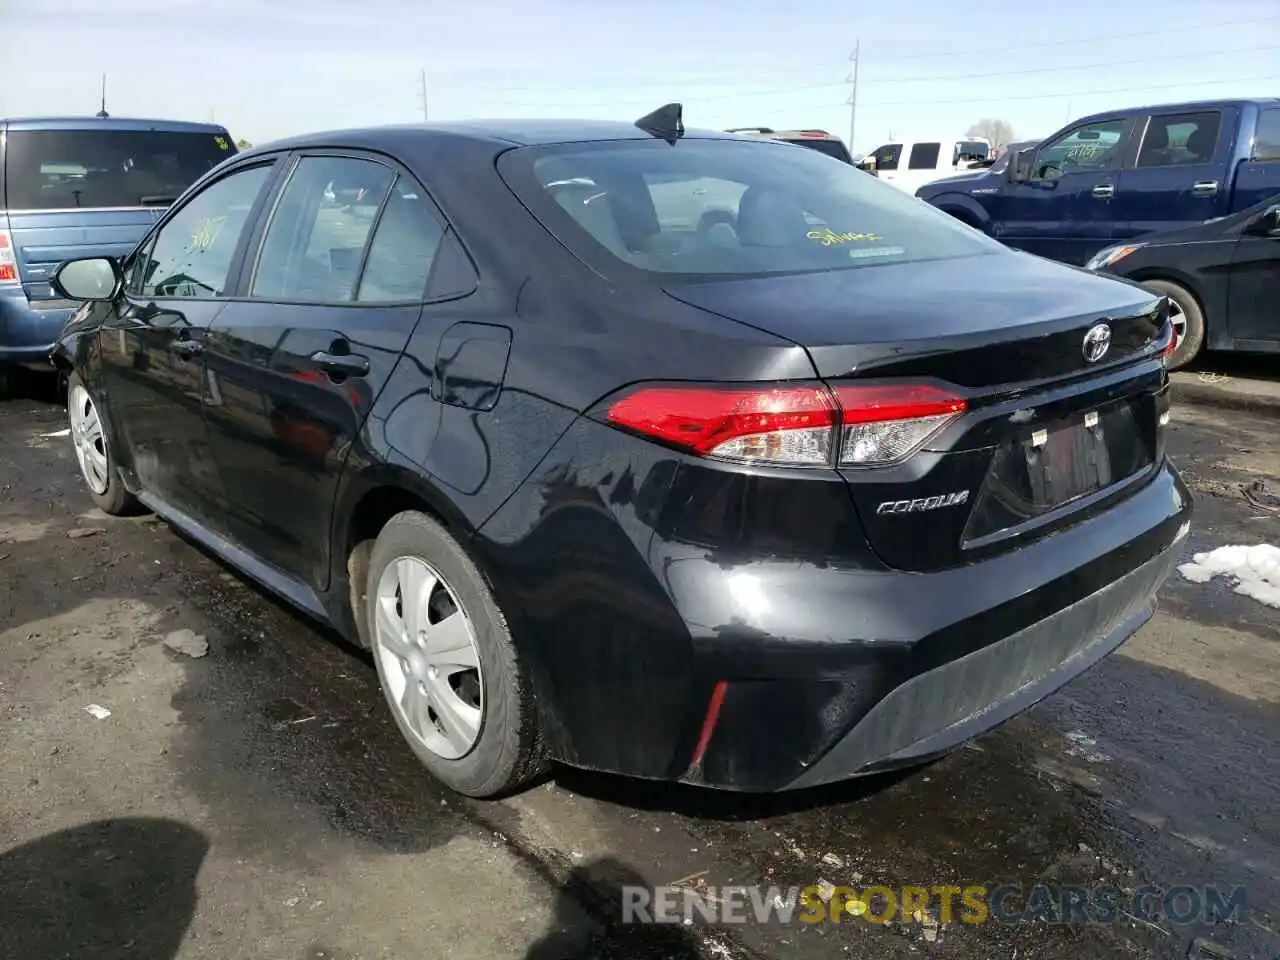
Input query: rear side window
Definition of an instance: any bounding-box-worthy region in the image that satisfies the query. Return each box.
[1253,108,1280,161]
[908,143,942,169]
[500,138,1002,278]
[1136,111,1221,167]
[250,156,394,303]
[3,129,235,210]
[356,178,445,303]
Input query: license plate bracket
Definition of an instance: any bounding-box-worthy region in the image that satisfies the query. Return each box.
[1024,411,1114,508]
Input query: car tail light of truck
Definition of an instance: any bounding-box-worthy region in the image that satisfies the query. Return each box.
[0,232,18,284]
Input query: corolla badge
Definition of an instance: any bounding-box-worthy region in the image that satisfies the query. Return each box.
[1082,322,1112,363]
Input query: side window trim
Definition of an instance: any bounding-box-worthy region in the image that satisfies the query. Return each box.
[230,151,302,298]
[126,157,284,304]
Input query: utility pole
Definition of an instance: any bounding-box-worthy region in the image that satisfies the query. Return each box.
[420,69,429,122]
[845,41,860,151]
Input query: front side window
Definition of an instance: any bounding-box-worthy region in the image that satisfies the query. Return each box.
[871,143,902,171]
[251,155,394,303]
[500,137,1004,278]
[136,163,272,299]
[908,143,942,170]
[1136,111,1221,167]
[1034,119,1127,178]
[4,129,235,210]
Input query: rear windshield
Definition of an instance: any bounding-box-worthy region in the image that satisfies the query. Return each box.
[785,138,853,163]
[3,129,235,210]
[500,138,1002,278]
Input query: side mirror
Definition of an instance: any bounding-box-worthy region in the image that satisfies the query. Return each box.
[53,257,122,302]
[1250,204,1280,237]
[857,156,878,174]
[1009,149,1033,182]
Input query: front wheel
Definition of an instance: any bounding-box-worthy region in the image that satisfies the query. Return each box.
[66,373,139,516]
[365,510,546,798]
[1140,279,1205,370]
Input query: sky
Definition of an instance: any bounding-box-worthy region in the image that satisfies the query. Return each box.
[1,0,1276,155]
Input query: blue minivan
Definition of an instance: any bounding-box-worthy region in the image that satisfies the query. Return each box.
[0,115,237,386]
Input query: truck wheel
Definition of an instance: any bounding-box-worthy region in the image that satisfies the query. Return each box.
[1140,279,1204,370]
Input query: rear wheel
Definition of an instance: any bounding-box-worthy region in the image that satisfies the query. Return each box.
[366,510,546,798]
[66,373,138,516]
[1140,279,1204,370]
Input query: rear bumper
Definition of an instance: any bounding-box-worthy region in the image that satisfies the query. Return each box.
[674,464,1191,792]
[476,410,1193,792]
[785,540,1179,789]
[0,286,72,368]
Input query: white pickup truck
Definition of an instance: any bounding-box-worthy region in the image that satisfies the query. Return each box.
[859,138,992,193]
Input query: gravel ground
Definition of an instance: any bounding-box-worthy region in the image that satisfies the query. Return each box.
[1,365,1277,960]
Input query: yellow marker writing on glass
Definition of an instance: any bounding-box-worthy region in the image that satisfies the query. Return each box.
[807,228,882,246]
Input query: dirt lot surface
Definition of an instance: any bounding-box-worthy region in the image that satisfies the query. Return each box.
[1,363,1277,960]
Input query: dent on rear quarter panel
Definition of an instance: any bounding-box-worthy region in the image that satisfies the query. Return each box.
[473,416,695,777]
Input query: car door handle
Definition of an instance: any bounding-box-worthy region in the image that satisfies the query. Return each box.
[310,350,370,379]
[172,339,203,359]
[1091,184,1115,199]
[1191,180,1220,197]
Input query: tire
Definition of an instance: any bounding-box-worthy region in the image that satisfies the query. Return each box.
[1140,279,1205,370]
[365,510,546,798]
[66,372,140,516]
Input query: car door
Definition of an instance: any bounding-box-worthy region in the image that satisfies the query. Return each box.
[201,152,451,590]
[991,116,1133,264]
[1113,108,1232,243]
[1232,106,1280,212]
[97,160,279,522]
[1225,201,1280,343]
[900,141,943,194]
[867,142,903,188]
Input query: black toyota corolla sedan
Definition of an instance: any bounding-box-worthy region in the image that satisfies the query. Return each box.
[49,105,1191,798]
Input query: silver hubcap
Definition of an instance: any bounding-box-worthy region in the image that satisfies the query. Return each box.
[373,557,483,760]
[68,384,110,495]
[1169,301,1187,354]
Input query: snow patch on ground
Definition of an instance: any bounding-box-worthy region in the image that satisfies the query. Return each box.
[1178,544,1280,609]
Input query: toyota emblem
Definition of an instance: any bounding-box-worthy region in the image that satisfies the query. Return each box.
[1082,322,1112,363]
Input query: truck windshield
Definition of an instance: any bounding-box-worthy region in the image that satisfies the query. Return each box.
[500,138,1004,278]
[4,129,235,210]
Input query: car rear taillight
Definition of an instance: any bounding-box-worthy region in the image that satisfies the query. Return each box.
[603,381,966,468]
[0,231,18,284]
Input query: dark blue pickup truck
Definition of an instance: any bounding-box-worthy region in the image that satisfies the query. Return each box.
[916,98,1280,265]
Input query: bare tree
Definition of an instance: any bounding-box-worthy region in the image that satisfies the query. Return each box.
[966,119,1015,151]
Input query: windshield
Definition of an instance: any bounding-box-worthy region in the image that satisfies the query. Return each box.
[3,129,235,210]
[500,138,1003,278]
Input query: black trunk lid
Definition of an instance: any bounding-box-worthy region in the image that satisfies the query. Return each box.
[664,251,1171,571]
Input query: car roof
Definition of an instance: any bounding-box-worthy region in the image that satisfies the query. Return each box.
[1075,98,1280,124]
[249,120,750,156]
[1,116,231,134]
